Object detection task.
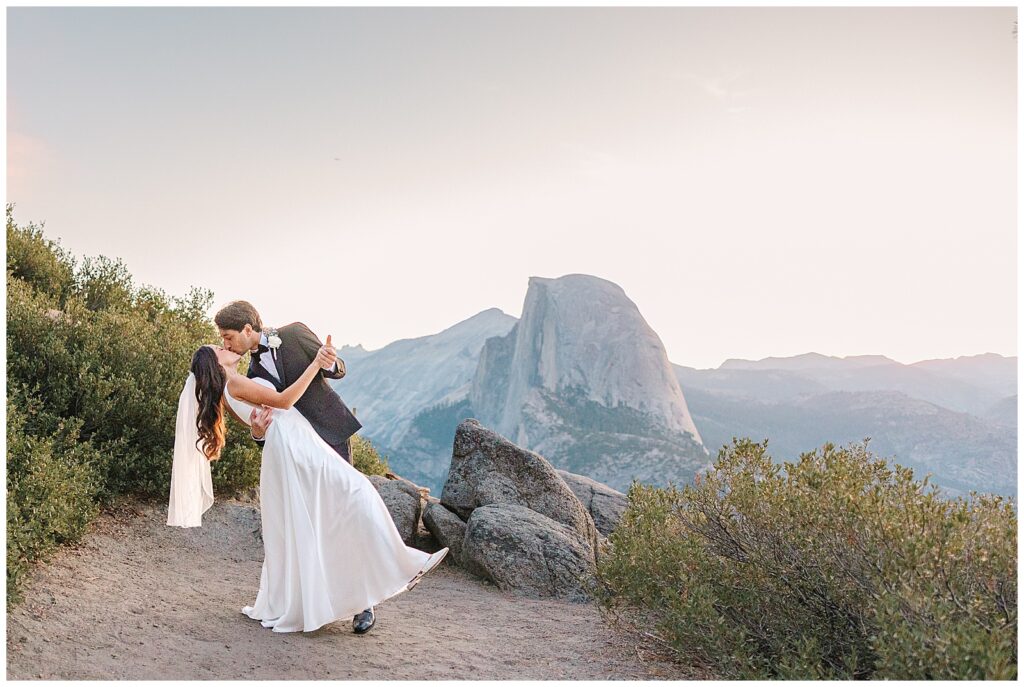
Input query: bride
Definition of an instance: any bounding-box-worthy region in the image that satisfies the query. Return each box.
[167,343,448,633]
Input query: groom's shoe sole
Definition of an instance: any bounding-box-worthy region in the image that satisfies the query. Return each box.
[406,547,449,591]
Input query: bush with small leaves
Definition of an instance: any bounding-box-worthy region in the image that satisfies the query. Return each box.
[7,399,102,607]
[351,434,390,477]
[594,438,1017,679]
[6,204,75,303]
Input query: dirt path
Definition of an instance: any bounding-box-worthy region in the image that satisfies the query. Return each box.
[7,499,691,680]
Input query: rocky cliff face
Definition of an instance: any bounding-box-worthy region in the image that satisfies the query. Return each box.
[471,275,702,442]
[465,274,708,491]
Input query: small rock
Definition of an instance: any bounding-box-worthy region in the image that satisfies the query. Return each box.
[556,469,628,536]
[422,501,467,565]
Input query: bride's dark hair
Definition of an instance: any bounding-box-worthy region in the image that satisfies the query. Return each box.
[191,346,226,461]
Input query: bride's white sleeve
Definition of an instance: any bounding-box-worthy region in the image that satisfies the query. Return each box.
[167,373,215,527]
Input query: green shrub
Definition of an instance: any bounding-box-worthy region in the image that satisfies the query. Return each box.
[594,438,1017,679]
[6,399,102,606]
[211,417,264,494]
[76,255,135,312]
[6,204,74,303]
[8,274,225,499]
[351,434,390,477]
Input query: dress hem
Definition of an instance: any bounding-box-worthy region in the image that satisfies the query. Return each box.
[240,571,421,634]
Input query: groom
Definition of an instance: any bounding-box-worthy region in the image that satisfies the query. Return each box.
[214,300,377,635]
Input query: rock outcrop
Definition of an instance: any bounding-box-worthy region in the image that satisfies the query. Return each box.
[461,504,595,602]
[365,420,632,601]
[438,419,602,601]
[368,475,423,545]
[555,469,628,537]
[441,419,598,552]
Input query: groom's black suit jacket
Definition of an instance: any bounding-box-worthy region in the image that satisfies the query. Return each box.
[248,322,362,458]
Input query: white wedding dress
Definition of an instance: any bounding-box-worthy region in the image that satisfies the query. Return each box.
[224,377,433,633]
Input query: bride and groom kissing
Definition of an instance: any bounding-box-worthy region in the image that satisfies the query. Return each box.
[166,300,448,635]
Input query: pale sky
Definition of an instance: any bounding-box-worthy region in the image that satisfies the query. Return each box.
[7,7,1017,369]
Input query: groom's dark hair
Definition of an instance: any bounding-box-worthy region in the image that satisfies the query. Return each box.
[215,300,263,332]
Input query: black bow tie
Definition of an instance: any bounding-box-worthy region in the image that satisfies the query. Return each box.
[252,344,270,362]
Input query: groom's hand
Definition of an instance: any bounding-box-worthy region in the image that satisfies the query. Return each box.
[250,406,273,441]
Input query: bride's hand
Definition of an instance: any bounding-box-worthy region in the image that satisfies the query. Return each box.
[311,333,335,370]
[315,335,338,370]
[313,347,333,369]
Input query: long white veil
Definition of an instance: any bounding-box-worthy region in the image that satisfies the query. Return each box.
[167,372,214,527]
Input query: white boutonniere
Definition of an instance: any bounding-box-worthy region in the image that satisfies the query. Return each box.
[264,328,282,350]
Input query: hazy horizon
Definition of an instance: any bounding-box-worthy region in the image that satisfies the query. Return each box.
[7,7,1017,369]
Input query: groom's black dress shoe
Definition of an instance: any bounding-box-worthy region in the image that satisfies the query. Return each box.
[352,607,375,634]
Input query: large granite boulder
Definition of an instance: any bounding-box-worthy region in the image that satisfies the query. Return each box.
[421,500,467,565]
[441,419,598,551]
[556,469,629,536]
[461,503,595,602]
[368,475,422,545]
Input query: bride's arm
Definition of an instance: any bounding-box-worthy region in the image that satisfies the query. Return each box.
[227,349,331,410]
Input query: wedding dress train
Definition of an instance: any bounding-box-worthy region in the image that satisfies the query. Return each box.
[224,377,441,633]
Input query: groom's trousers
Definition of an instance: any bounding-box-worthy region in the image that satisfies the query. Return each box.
[328,436,353,465]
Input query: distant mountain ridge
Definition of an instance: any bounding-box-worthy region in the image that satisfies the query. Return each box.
[911,352,1018,398]
[687,352,1012,418]
[676,352,1017,497]
[720,352,900,371]
[983,394,1018,429]
[330,278,1016,497]
[329,308,517,450]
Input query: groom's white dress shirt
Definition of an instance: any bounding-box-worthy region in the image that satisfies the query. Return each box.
[257,332,282,381]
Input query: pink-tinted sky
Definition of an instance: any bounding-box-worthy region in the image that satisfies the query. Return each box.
[6,7,1017,368]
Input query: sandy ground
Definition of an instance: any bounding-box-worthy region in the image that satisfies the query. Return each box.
[7,499,695,680]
